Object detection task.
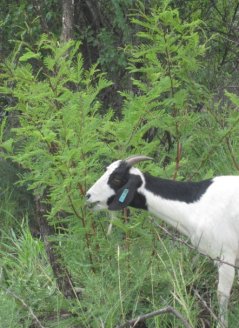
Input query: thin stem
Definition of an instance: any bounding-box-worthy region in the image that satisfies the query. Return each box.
[117,245,125,321]
[173,142,182,180]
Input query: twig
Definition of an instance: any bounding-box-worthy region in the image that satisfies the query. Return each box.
[149,216,239,270]
[3,288,46,328]
[173,142,182,180]
[149,216,196,251]
[117,245,124,321]
[115,306,193,328]
[193,288,226,328]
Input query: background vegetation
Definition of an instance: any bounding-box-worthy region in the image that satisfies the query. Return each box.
[1,0,239,327]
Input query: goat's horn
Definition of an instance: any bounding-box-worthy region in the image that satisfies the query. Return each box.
[125,155,154,166]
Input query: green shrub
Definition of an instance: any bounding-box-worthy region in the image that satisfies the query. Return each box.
[1,3,239,327]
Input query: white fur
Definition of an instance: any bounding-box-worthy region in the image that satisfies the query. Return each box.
[141,176,239,328]
[87,161,239,328]
[86,161,121,210]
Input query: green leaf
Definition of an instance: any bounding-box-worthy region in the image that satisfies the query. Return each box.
[225,91,239,107]
[19,51,41,62]
[1,138,14,152]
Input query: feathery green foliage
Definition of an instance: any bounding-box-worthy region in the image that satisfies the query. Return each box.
[1,2,239,327]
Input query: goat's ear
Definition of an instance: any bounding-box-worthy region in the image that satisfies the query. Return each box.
[108,175,141,211]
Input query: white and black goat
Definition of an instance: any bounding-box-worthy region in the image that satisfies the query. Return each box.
[86,155,239,328]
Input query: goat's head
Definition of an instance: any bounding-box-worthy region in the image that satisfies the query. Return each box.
[86,155,153,211]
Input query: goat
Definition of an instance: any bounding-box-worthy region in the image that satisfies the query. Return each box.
[86,155,239,328]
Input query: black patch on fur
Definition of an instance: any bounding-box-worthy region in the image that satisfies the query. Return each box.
[106,161,148,210]
[107,187,147,210]
[108,174,144,211]
[129,191,147,210]
[107,161,129,191]
[144,174,213,203]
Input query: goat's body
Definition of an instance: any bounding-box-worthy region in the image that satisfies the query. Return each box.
[191,177,239,261]
[137,175,239,258]
[87,158,239,327]
[137,174,239,328]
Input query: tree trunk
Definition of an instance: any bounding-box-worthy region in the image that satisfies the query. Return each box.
[61,0,75,42]
[35,196,80,299]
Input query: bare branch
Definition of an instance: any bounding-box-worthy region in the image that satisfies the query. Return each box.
[173,142,182,180]
[115,306,193,328]
[193,288,227,328]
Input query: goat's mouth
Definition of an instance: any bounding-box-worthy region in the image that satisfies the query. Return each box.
[87,201,102,210]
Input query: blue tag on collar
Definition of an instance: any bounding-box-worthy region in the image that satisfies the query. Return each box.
[119,188,129,203]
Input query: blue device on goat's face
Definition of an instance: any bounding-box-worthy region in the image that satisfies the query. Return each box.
[119,188,129,203]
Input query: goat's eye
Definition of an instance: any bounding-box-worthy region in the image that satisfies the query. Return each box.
[113,178,122,185]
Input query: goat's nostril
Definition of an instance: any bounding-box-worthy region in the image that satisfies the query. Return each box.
[86,193,91,200]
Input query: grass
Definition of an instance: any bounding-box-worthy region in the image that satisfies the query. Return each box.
[1,194,239,328]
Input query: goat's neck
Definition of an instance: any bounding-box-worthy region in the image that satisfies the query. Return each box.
[136,173,204,237]
[144,192,194,236]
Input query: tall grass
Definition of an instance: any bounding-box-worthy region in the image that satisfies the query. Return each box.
[0,213,67,327]
[1,194,239,327]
